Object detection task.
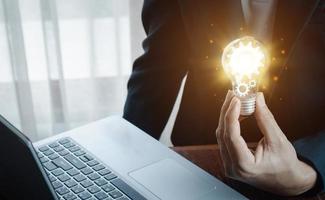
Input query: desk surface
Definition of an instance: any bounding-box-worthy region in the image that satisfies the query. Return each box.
[172,145,325,200]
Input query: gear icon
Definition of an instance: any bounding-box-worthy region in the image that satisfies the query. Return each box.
[235,83,250,97]
[249,80,257,87]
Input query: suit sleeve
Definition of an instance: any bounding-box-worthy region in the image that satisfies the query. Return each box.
[123,0,190,139]
[293,131,325,194]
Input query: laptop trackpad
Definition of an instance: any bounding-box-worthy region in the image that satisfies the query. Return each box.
[129,159,214,200]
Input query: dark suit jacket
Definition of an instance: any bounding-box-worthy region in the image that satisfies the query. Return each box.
[124,0,325,193]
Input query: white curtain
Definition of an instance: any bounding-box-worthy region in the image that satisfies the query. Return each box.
[0,0,145,141]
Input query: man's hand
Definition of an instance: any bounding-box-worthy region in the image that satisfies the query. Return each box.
[216,91,317,196]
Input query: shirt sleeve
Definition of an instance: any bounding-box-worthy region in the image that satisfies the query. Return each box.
[293,131,325,195]
[123,0,190,139]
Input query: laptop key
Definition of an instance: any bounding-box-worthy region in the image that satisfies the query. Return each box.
[74,150,86,156]
[59,150,70,156]
[98,169,111,176]
[53,157,73,170]
[63,142,75,148]
[65,179,78,188]
[67,168,80,176]
[39,146,49,152]
[80,155,94,162]
[63,192,77,200]
[94,178,107,186]
[49,175,56,182]
[101,184,115,193]
[104,173,117,181]
[71,185,85,194]
[49,153,59,160]
[88,173,100,181]
[52,181,63,189]
[43,162,57,171]
[59,138,71,145]
[81,167,93,175]
[53,146,65,152]
[74,174,86,182]
[69,146,81,152]
[49,142,60,148]
[84,155,94,161]
[40,157,49,163]
[79,156,87,162]
[93,164,105,171]
[38,152,44,158]
[65,154,87,169]
[81,179,93,188]
[109,190,123,199]
[56,186,70,195]
[52,168,64,176]
[94,191,108,200]
[111,178,146,200]
[87,160,99,167]
[58,174,71,182]
[78,191,92,200]
[87,185,101,194]
[43,149,55,156]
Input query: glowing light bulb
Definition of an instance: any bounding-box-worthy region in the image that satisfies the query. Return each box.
[222,36,268,115]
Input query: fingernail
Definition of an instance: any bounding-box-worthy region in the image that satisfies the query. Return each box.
[234,97,240,106]
[231,97,241,116]
[226,90,230,97]
[257,92,266,105]
[229,90,235,98]
[225,90,232,100]
[231,97,239,106]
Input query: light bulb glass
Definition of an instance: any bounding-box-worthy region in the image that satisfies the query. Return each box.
[222,36,268,115]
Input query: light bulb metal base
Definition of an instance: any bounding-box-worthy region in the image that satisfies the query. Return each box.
[240,96,256,116]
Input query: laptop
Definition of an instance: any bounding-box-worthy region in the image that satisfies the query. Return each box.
[0,115,247,200]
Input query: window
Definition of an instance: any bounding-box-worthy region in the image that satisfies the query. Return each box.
[0,0,145,141]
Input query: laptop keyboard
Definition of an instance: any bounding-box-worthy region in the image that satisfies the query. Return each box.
[37,138,146,200]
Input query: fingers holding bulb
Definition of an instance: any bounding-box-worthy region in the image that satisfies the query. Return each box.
[255,93,286,144]
[224,97,254,170]
[216,90,235,176]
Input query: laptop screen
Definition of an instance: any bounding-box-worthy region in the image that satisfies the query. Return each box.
[0,115,57,200]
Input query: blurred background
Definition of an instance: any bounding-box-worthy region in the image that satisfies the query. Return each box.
[0,0,147,141]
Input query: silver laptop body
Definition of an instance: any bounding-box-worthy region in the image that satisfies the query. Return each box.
[34,116,247,200]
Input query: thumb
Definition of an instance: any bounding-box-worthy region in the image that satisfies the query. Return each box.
[254,93,284,143]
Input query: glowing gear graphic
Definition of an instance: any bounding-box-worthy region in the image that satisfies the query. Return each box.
[222,37,267,80]
[235,83,250,97]
[221,36,269,116]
